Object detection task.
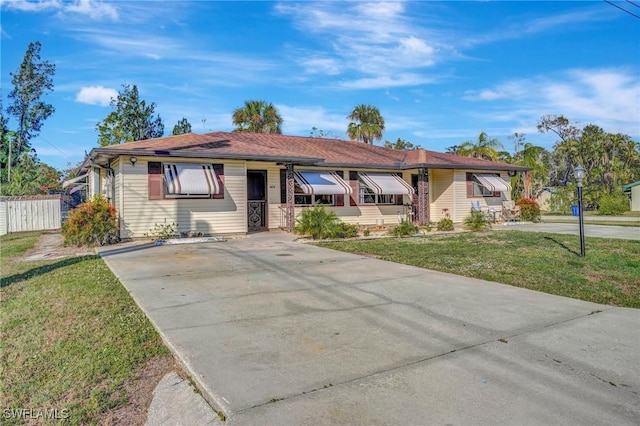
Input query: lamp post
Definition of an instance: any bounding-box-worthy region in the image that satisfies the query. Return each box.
[574,165,586,257]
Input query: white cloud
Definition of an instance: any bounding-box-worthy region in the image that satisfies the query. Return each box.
[3,0,61,13]
[301,57,341,75]
[65,0,118,20]
[462,68,640,137]
[75,85,118,106]
[4,0,118,20]
[339,74,435,90]
[276,1,445,85]
[277,104,347,135]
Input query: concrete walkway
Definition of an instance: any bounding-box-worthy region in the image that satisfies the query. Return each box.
[495,222,639,240]
[99,232,640,425]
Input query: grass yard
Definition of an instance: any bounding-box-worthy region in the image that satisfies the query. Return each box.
[0,232,172,425]
[320,230,640,308]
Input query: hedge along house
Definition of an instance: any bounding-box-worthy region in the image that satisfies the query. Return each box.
[72,131,529,239]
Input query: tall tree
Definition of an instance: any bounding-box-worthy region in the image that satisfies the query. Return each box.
[6,41,56,180]
[96,84,164,146]
[539,115,640,208]
[347,104,385,145]
[384,138,418,150]
[0,152,61,196]
[232,100,282,134]
[458,132,504,161]
[172,117,192,135]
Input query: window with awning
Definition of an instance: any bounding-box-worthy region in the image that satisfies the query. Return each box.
[293,171,352,195]
[473,174,511,193]
[359,173,415,195]
[358,173,413,205]
[164,163,220,196]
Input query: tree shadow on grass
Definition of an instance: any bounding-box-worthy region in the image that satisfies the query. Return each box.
[543,236,580,256]
[0,255,99,289]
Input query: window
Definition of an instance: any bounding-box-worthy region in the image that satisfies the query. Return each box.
[359,185,396,204]
[466,173,500,198]
[148,162,224,200]
[357,172,408,205]
[280,170,348,206]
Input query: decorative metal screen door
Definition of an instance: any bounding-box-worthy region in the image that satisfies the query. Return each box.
[247,170,267,231]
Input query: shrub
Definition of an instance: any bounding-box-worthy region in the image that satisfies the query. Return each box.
[62,196,119,247]
[436,218,454,231]
[294,204,339,240]
[464,210,492,232]
[145,220,178,241]
[331,222,359,239]
[388,221,418,237]
[597,191,629,216]
[515,197,541,222]
[363,228,371,237]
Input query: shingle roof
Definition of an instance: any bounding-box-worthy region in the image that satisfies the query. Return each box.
[90,131,529,171]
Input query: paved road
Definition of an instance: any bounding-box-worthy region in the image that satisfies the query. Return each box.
[100,232,640,425]
[495,222,639,240]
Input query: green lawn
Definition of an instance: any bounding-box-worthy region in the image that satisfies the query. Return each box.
[320,231,640,308]
[0,232,171,425]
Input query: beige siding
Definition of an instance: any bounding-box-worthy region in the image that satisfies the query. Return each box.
[272,167,412,227]
[453,170,512,222]
[0,198,6,235]
[631,186,640,211]
[119,157,247,238]
[430,169,454,221]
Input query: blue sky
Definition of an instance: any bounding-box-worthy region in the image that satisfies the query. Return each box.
[1,0,639,171]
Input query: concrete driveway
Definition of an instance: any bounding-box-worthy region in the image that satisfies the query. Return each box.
[495,222,639,240]
[100,232,639,425]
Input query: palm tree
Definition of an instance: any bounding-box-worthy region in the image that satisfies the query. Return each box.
[346,104,385,144]
[232,100,283,134]
[458,132,504,161]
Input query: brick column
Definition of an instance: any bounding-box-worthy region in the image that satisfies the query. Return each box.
[417,168,429,225]
[285,163,295,232]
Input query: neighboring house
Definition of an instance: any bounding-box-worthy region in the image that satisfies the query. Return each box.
[535,187,556,212]
[67,132,529,239]
[623,181,640,211]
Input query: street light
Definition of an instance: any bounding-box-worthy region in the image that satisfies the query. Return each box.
[574,165,586,257]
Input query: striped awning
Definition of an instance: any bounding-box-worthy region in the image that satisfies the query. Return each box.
[359,173,414,195]
[164,164,220,195]
[62,173,88,189]
[69,183,87,195]
[294,171,352,195]
[473,174,511,192]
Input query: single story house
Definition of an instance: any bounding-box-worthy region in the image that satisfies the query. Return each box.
[623,181,640,211]
[67,131,529,239]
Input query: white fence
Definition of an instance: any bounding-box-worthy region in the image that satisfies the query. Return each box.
[0,195,63,235]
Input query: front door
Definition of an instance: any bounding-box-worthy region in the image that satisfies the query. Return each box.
[247,170,267,231]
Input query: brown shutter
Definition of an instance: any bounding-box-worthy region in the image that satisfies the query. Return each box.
[335,171,344,207]
[148,162,164,200]
[348,171,359,206]
[212,164,224,199]
[466,173,474,198]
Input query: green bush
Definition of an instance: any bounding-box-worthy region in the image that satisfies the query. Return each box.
[388,221,418,237]
[145,220,177,241]
[597,191,629,216]
[62,196,119,247]
[294,205,339,240]
[331,222,359,239]
[436,217,454,231]
[363,228,371,237]
[548,186,575,214]
[515,197,541,222]
[464,210,492,232]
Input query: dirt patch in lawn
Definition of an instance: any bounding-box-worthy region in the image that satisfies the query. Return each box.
[16,232,96,261]
[99,356,177,426]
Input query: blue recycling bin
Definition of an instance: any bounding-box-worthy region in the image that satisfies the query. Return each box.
[571,205,579,216]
